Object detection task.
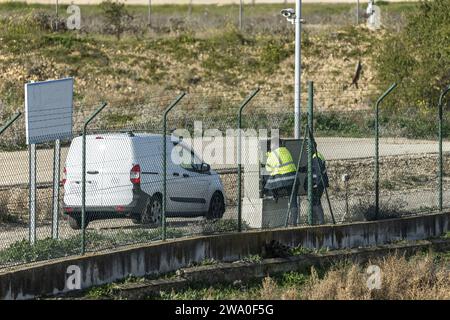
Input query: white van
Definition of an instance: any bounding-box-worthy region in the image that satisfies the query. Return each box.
[63,132,225,229]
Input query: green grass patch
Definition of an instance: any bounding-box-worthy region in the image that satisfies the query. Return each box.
[0,227,187,266]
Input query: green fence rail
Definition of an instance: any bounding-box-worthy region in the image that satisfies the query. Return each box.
[0,112,21,136]
[307,81,314,225]
[438,85,450,212]
[374,83,397,220]
[237,88,260,232]
[162,93,186,241]
[81,102,108,255]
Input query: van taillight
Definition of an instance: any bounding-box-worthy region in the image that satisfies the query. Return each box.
[62,167,67,185]
[130,164,141,185]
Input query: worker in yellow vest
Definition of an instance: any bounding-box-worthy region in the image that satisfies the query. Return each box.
[264,143,299,226]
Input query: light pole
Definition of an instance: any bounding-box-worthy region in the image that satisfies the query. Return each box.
[281,2,303,139]
[356,0,360,25]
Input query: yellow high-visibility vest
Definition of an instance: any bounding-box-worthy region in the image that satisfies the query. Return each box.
[265,147,297,176]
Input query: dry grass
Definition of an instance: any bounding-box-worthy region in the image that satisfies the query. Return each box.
[157,251,449,300]
[260,276,278,300]
[256,252,450,300]
[0,187,55,223]
[302,254,450,300]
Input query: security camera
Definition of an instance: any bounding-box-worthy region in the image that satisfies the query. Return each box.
[280,8,295,19]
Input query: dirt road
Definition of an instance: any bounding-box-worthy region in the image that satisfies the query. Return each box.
[0,137,448,187]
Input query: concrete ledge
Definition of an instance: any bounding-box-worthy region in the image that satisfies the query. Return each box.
[113,238,450,300]
[1,212,448,299]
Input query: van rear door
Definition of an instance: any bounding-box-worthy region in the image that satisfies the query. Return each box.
[100,136,134,207]
[64,136,106,207]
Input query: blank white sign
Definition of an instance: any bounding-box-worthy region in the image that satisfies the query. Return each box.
[25,78,74,144]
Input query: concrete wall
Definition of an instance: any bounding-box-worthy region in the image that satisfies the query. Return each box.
[0,212,448,299]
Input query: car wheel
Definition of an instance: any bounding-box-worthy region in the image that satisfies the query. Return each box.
[68,215,89,230]
[139,195,162,227]
[207,192,225,220]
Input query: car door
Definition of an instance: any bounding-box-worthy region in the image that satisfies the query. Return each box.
[64,136,105,207]
[168,144,210,214]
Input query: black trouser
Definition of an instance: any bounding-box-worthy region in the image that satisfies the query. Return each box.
[288,181,300,226]
[312,186,325,225]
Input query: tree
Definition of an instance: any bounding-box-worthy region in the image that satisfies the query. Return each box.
[100,0,133,40]
[376,0,450,109]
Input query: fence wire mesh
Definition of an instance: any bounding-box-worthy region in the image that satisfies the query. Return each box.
[0,83,449,269]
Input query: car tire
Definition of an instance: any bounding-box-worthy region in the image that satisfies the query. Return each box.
[137,194,162,228]
[206,192,225,220]
[68,215,89,230]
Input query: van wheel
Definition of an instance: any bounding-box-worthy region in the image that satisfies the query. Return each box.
[140,195,162,227]
[206,192,225,220]
[68,215,89,230]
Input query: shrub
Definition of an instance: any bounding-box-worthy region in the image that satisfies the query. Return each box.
[376,0,450,110]
[100,0,133,40]
[0,195,19,223]
[30,10,66,32]
[259,39,291,74]
[348,196,406,222]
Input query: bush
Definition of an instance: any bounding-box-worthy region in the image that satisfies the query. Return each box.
[30,10,66,32]
[0,195,19,223]
[100,0,133,40]
[376,0,450,110]
[348,197,406,222]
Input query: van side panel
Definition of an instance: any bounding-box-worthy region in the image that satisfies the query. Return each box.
[136,137,181,213]
[134,137,163,197]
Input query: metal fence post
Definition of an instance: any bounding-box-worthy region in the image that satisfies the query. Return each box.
[307,81,313,225]
[162,93,186,241]
[0,112,21,136]
[29,143,37,245]
[147,0,152,27]
[356,0,360,25]
[55,0,59,31]
[438,85,450,212]
[239,0,243,30]
[237,88,260,232]
[51,138,61,239]
[375,83,397,220]
[81,102,108,255]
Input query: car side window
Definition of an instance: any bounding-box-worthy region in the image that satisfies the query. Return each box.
[179,147,203,172]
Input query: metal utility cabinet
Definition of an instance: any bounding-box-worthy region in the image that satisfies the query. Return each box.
[242,138,307,228]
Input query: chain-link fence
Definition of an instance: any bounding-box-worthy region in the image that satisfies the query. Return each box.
[1,83,449,270]
[0,1,411,36]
